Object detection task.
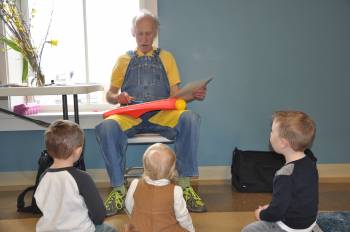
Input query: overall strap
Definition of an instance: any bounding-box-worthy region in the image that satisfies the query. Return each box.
[127,50,136,58]
[153,48,161,57]
[126,48,162,58]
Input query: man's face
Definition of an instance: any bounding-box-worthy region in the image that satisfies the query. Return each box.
[134,17,156,53]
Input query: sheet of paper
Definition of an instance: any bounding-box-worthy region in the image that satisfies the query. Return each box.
[174,77,214,99]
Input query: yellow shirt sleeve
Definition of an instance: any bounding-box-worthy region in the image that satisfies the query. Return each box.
[110,54,131,88]
[159,49,181,87]
[110,48,181,89]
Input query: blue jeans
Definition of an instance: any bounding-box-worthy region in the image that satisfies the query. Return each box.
[95,110,201,187]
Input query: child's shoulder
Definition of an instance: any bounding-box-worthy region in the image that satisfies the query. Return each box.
[66,166,86,173]
[66,167,93,181]
[131,178,140,186]
[276,163,295,176]
[276,156,316,177]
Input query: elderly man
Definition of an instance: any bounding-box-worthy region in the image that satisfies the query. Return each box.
[95,10,207,216]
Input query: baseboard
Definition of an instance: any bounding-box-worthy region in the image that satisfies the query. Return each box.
[1,164,349,190]
[317,163,350,183]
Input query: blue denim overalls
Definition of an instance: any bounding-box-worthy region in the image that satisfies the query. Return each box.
[121,48,170,103]
[95,49,200,187]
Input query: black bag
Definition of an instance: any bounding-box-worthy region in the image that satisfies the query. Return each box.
[231,147,285,192]
[17,150,85,214]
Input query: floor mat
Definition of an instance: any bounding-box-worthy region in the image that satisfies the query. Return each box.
[318,211,350,232]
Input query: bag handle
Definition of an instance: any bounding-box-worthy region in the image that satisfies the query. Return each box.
[17,185,36,212]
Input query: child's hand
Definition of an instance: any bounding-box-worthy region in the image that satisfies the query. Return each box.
[123,224,138,232]
[254,205,268,221]
[254,207,261,220]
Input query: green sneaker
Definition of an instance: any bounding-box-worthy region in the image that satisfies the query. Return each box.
[183,186,207,213]
[104,189,125,216]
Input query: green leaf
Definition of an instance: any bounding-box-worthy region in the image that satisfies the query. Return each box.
[0,37,22,53]
[0,37,28,83]
[22,57,29,83]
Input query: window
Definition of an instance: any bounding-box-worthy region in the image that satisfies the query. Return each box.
[1,0,157,112]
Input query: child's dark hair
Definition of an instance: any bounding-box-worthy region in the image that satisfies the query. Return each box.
[45,120,84,159]
[272,111,316,151]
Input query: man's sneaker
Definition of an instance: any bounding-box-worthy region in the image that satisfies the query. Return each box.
[104,189,125,216]
[183,186,207,213]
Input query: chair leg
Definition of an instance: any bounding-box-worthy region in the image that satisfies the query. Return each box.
[124,134,174,183]
[124,167,144,179]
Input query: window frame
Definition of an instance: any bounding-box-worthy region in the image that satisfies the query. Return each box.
[0,0,158,131]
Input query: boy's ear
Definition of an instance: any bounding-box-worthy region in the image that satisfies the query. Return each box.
[280,138,290,149]
[73,146,83,158]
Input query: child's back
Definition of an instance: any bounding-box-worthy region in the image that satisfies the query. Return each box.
[35,167,105,232]
[130,178,188,232]
[263,155,318,229]
[242,111,319,232]
[35,120,116,232]
[125,143,194,232]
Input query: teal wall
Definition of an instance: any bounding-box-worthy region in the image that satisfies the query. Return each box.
[1,0,349,171]
[0,130,153,171]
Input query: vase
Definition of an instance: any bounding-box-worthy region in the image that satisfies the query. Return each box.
[31,71,45,87]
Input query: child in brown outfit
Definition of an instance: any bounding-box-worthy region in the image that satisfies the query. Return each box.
[125,143,195,232]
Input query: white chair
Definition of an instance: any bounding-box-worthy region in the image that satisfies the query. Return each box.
[124,133,174,179]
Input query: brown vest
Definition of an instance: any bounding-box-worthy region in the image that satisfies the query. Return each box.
[130,180,188,232]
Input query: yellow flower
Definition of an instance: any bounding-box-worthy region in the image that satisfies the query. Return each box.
[31,8,36,17]
[47,39,58,47]
[0,0,53,86]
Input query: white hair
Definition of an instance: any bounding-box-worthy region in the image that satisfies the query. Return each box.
[131,9,160,36]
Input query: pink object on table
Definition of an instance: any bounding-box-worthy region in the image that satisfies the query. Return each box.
[13,103,40,115]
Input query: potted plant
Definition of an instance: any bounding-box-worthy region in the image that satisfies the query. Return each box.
[0,0,57,86]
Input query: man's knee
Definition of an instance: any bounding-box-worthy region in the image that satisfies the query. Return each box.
[180,111,201,125]
[95,119,121,136]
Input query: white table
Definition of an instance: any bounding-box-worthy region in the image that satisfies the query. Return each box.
[0,84,104,170]
[0,84,104,124]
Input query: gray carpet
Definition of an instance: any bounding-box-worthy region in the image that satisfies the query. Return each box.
[317,211,350,232]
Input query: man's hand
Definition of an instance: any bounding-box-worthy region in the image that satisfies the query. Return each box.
[192,86,207,101]
[116,92,134,105]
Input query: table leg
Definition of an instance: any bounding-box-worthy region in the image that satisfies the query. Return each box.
[73,94,79,124]
[72,94,85,170]
[62,95,68,120]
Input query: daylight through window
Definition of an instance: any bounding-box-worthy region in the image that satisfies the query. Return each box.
[7,0,149,111]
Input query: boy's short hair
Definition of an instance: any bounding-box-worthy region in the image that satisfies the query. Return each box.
[143,143,176,181]
[272,111,316,152]
[45,120,84,159]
